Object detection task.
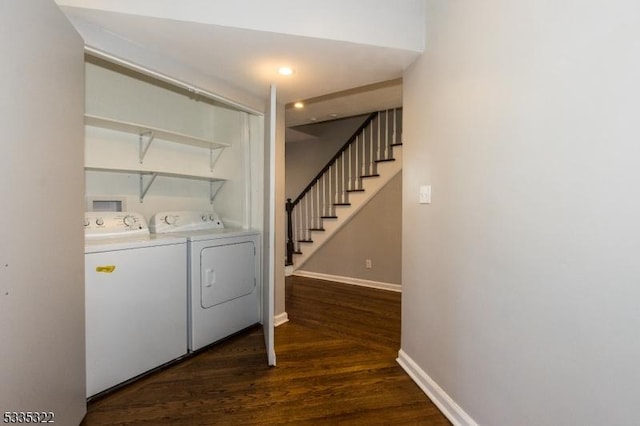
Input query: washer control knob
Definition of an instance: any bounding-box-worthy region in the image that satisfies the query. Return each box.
[209,214,217,221]
[96,218,104,226]
[164,215,177,225]
[123,215,136,227]
[201,215,208,222]
[84,218,90,227]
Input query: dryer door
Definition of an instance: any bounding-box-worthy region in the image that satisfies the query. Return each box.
[200,241,256,308]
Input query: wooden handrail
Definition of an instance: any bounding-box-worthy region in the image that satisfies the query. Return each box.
[290,112,378,206]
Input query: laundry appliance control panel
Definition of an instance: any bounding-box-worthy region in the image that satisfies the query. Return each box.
[149,210,224,233]
[84,212,149,238]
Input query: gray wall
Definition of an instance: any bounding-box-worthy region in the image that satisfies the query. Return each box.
[301,172,402,285]
[401,1,640,425]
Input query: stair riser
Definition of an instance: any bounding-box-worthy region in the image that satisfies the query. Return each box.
[289,108,403,268]
[293,147,402,268]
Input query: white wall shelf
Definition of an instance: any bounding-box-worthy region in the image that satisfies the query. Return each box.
[85,166,226,203]
[84,113,230,204]
[85,114,230,150]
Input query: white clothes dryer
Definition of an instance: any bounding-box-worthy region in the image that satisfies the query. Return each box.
[150,211,261,352]
[84,212,187,398]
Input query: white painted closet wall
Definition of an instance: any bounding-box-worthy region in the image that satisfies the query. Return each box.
[84,60,254,225]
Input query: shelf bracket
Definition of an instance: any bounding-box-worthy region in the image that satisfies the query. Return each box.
[139,131,155,164]
[210,147,223,171]
[139,173,158,203]
[210,180,224,204]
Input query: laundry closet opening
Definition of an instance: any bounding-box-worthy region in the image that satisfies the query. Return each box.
[82,52,273,400]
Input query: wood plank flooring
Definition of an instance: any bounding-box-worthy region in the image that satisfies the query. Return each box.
[81,275,450,425]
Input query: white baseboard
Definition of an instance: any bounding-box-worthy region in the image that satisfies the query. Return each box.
[396,349,477,426]
[274,312,289,327]
[284,265,294,276]
[293,270,401,293]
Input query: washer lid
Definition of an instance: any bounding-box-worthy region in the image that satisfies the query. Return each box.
[178,227,260,242]
[84,234,186,254]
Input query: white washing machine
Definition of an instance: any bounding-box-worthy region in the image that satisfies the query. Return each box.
[84,212,187,398]
[150,211,261,352]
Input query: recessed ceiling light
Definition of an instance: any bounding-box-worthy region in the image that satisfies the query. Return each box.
[329,113,338,118]
[278,67,294,76]
[294,102,304,109]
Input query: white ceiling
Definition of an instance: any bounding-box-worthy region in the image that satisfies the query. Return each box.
[57,2,422,128]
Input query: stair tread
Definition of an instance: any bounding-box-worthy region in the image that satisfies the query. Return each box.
[287,109,403,267]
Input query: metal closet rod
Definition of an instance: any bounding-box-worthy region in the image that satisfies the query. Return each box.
[84,45,262,116]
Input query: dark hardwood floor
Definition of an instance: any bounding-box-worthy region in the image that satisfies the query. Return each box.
[81,275,450,425]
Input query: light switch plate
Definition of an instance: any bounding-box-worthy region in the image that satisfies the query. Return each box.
[419,185,431,204]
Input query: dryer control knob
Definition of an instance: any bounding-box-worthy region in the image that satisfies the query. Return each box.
[96,218,104,226]
[201,215,208,222]
[84,218,90,227]
[164,215,177,225]
[123,215,136,227]
[209,214,217,221]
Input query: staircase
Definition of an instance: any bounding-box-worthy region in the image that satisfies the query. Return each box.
[286,108,403,270]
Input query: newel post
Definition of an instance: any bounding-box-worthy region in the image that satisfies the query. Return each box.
[286,198,294,266]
